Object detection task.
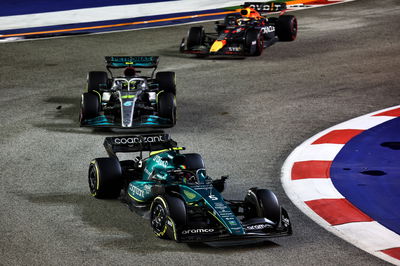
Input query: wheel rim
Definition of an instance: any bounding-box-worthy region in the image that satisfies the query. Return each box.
[151,203,167,234]
[88,165,97,195]
[291,19,298,39]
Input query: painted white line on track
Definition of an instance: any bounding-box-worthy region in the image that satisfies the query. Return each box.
[281,105,400,265]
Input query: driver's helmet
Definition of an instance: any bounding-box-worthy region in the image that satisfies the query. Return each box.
[177,166,197,184]
[124,67,136,77]
[240,7,261,18]
[237,17,251,26]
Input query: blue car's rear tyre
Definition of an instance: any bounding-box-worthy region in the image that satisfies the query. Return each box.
[88,158,122,199]
[276,15,297,41]
[87,71,108,92]
[150,195,186,240]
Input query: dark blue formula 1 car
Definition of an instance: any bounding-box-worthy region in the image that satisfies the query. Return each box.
[80,56,176,129]
[180,2,297,57]
[88,134,292,244]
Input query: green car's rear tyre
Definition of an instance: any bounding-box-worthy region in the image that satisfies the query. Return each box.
[88,157,122,199]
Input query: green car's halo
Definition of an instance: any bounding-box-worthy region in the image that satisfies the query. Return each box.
[88,133,292,244]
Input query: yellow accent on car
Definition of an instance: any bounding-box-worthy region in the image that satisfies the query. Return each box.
[121,95,136,99]
[128,192,146,202]
[210,40,226,52]
[153,196,169,236]
[156,90,164,104]
[92,90,102,101]
[149,147,184,156]
[183,190,197,200]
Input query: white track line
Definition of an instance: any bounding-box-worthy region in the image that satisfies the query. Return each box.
[281,105,400,265]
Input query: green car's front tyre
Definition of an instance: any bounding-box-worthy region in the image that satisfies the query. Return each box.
[150,195,187,240]
[88,158,122,199]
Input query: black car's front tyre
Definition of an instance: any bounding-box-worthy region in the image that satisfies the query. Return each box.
[276,15,297,41]
[158,92,176,126]
[80,92,100,124]
[150,195,187,240]
[88,158,122,199]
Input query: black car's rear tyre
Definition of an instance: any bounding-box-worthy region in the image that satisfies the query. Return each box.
[150,195,187,240]
[158,92,176,126]
[80,92,100,123]
[87,71,108,92]
[276,15,297,41]
[88,158,122,199]
[244,188,281,225]
[186,26,204,49]
[245,29,263,56]
[156,71,176,95]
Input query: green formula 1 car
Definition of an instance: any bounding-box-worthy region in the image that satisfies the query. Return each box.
[88,134,292,244]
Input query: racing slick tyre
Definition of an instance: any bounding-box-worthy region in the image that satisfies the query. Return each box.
[245,29,263,56]
[158,92,176,126]
[80,92,100,123]
[150,195,187,240]
[244,188,281,225]
[156,72,176,95]
[87,71,108,92]
[186,26,204,49]
[276,15,297,41]
[88,158,122,199]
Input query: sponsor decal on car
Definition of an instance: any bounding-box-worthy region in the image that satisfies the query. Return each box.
[129,183,145,197]
[245,223,271,231]
[154,155,169,168]
[113,135,165,145]
[182,228,215,234]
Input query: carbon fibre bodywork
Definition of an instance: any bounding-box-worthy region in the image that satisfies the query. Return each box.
[180,2,296,57]
[80,56,176,129]
[89,134,292,244]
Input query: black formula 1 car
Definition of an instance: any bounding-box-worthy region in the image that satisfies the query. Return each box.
[88,134,292,244]
[180,2,297,57]
[80,56,176,128]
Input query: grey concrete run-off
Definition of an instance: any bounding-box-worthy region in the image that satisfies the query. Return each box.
[0,0,399,265]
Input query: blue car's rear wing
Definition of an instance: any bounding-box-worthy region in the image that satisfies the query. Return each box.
[104,133,177,157]
[242,2,287,14]
[105,56,159,69]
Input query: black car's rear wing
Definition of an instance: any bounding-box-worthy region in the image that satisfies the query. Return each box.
[105,56,159,69]
[243,2,287,14]
[104,134,177,158]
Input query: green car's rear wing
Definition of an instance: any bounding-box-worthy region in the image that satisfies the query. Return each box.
[104,133,177,158]
[243,2,287,14]
[105,56,159,69]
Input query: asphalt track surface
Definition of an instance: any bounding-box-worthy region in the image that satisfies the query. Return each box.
[0,0,399,265]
